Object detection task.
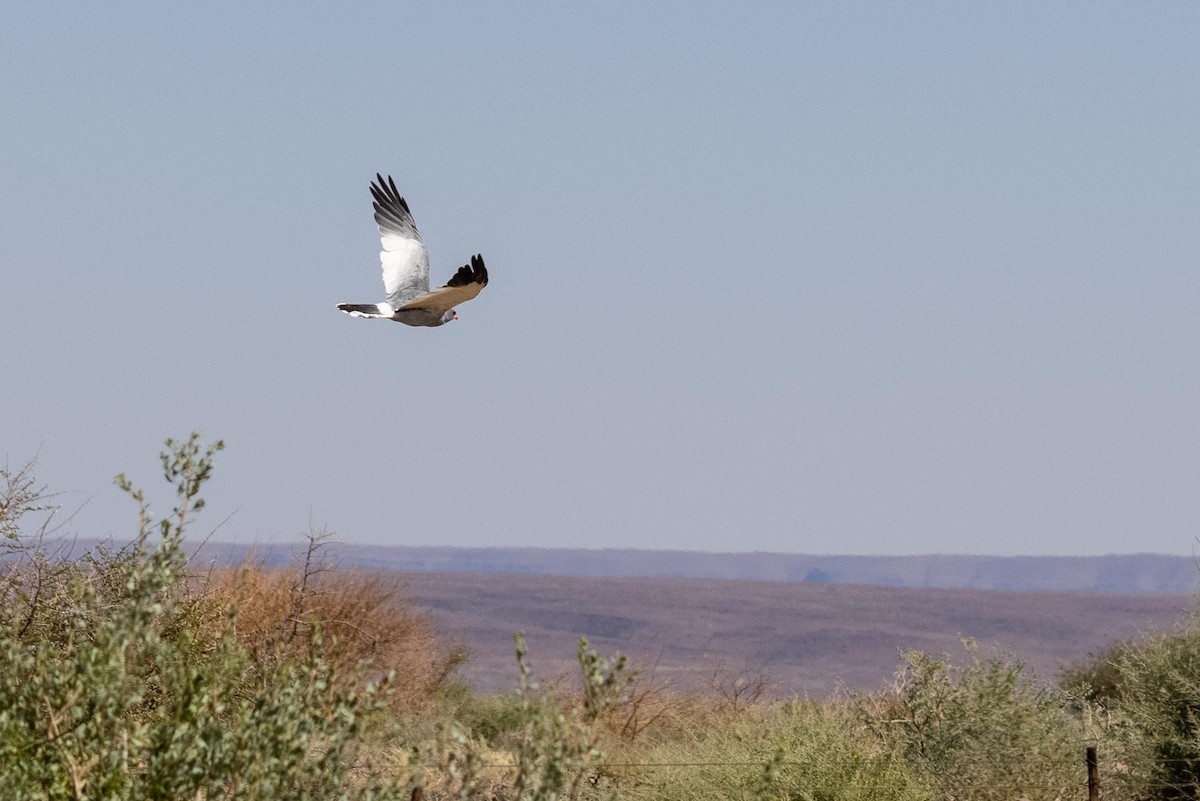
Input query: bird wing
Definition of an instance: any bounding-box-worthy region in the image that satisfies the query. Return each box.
[396,254,489,316]
[371,174,430,310]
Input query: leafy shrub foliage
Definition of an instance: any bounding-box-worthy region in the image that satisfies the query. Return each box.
[1072,619,1200,800]
[0,435,410,800]
[861,644,1084,801]
[430,633,635,801]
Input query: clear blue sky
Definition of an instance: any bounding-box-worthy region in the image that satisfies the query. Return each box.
[2,3,1197,556]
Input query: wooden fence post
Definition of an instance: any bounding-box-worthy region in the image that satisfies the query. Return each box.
[1087,746,1099,801]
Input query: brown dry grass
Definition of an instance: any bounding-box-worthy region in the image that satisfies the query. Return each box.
[197,558,466,711]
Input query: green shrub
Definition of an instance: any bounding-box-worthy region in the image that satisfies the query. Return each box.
[0,434,410,800]
[599,699,923,801]
[431,633,635,801]
[860,644,1085,801]
[1061,640,1133,706]
[446,688,528,746]
[1099,620,1200,800]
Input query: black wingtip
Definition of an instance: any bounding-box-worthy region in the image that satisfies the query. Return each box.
[446,254,488,288]
[370,173,411,216]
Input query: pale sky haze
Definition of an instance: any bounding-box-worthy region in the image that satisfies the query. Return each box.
[2,3,1197,556]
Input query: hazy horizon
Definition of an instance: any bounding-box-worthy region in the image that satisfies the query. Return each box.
[60,535,1200,560]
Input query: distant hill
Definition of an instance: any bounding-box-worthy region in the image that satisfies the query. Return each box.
[54,540,1200,696]
[397,571,1192,696]
[193,544,1200,595]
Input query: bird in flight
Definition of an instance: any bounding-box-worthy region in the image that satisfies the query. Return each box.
[337,174,488,327]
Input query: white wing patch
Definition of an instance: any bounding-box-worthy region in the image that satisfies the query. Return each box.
[380,234,428,298]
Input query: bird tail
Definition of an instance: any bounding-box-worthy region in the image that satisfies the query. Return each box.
[337,302,393,319]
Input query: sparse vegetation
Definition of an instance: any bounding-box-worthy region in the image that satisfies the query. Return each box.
[4,435,1200,799]
[0,436,415,800]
